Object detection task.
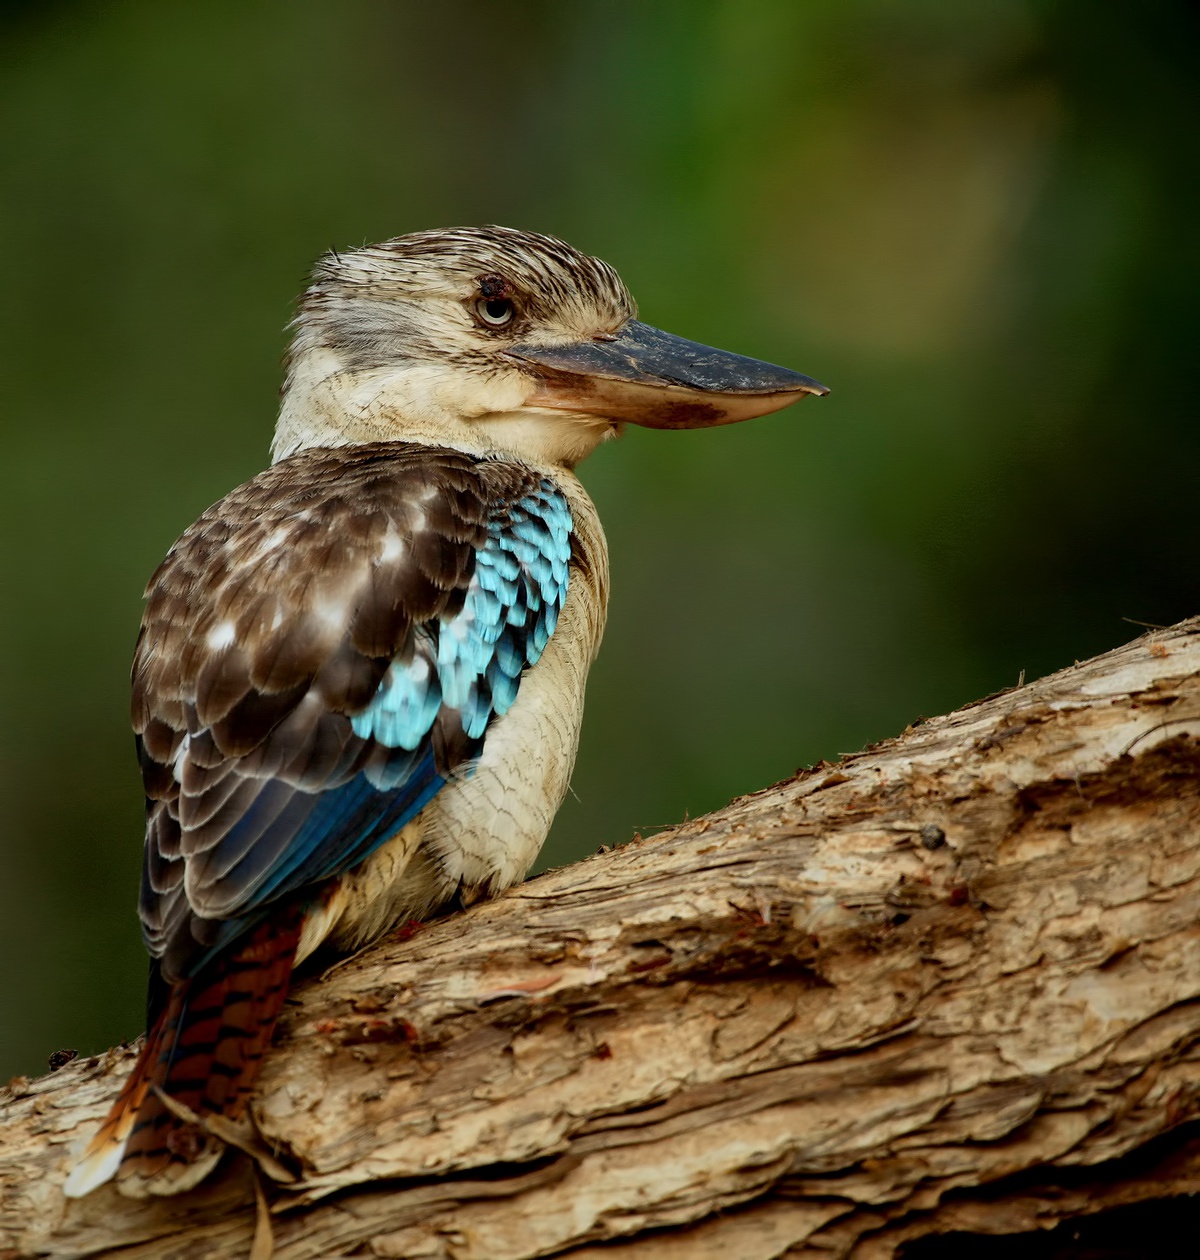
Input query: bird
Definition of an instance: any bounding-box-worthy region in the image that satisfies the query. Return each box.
[64,225,827,1199]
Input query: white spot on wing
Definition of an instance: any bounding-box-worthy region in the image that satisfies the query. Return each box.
[207,621,236,650]
[312,593,347,632]
[258,526,291,556]
[379,527,405,563]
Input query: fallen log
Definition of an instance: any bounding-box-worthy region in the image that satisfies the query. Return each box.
[3,619,1199,1259]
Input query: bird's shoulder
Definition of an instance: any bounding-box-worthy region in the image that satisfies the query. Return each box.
[134,442,568,719]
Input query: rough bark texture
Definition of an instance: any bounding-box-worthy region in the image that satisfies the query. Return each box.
[3,619,1199,1259]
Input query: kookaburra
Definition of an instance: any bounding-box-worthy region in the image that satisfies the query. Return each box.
[65,225,827,1198]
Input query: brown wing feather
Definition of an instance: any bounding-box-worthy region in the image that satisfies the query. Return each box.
[133,443,548,981]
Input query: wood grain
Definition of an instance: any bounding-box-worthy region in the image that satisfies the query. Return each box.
[4,620,1199,1258]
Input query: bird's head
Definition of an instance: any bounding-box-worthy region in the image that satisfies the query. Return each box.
[275,225,827,468]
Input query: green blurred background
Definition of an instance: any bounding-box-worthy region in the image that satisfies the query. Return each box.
[1,0,1196,1079]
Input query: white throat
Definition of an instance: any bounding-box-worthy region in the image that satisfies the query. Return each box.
[273,347,616,470]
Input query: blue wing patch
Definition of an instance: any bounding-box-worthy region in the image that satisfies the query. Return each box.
[246,747,445,898]
[352,483,572,748]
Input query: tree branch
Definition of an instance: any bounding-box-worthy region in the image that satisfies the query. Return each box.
[4,620,1200,1259]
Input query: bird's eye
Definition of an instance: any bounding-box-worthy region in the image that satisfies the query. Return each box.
[476,297,516,328]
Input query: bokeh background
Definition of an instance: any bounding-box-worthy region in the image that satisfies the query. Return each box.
[1,0,1196,1079]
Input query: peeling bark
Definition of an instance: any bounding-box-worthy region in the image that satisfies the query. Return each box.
[3,619,1199,1259]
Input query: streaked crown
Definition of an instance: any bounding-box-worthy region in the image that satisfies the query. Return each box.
[290,225,637,370]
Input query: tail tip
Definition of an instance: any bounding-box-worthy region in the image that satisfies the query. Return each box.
[63,1139,126,1199]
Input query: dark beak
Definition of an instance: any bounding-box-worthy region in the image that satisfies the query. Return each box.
[504,319,828,429]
